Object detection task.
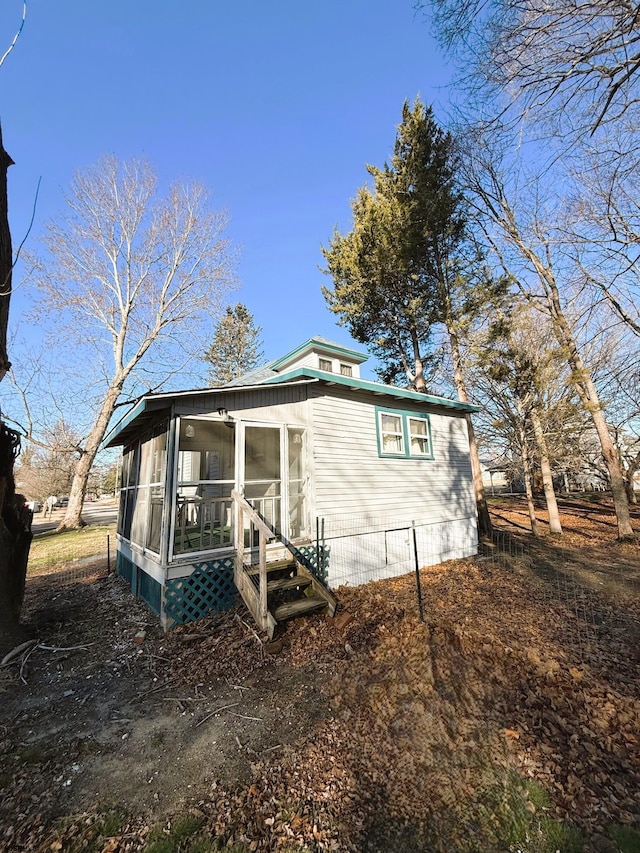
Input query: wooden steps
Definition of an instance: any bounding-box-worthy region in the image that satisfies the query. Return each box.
[266,575,312,592]
[239,557,337,636]
[232,491,337,638]
[246,558,295,576]
[273,595,327,621]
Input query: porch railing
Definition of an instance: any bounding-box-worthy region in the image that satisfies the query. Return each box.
[174,495,234,554]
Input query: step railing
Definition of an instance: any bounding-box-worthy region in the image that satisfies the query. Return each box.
[231,490,278,635]
[231,491,337,638]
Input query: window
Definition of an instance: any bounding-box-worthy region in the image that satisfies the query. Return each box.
[408,417,430,456]
[319,358,332,372]
[375,408,433,459]
[340,363,353,377]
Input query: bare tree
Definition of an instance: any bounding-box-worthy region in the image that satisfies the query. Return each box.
[423,0,640,136]
[472,301,567,535]
[26,156,237,530]
[15,420,82,501]
[463,133,635,538]
[567,131,640,337]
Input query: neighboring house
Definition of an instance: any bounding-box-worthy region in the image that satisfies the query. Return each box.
[480,457,511,495]
[104,337,479,635]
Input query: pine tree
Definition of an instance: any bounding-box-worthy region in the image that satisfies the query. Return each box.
[204,303,264,385]
[322,98,465,392]
[322,98,493,534]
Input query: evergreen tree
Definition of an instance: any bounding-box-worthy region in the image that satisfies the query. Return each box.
[205,303,264,385]
[322,98,465,392]
[322,98,493,534]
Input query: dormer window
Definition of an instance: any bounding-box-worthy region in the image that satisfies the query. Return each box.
[319,358,332,372]
[340,363,353,377]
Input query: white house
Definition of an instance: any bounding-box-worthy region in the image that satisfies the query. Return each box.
[104,337,479,635]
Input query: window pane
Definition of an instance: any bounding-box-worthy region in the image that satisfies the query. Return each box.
[131,486,148,546]
[139,437,152,487]
[150,427,167,483]
[340,363,353,377]
[123,488,136,539]
[174,418,237,554]
[245,426,280,482]
[146,486,164,553]
[179,419,235,481]
[381,413,401,432]
[117,489,127,535]
[288,428,306,538]
[380,413,404,454]
[409,418,430,456]
[319,358,332,372]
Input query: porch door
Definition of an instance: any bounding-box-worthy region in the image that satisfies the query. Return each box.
[242,425,282,535]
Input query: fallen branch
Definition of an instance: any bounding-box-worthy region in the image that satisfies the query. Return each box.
[1,639,37,667]
[19,644,38,685]
[37,643,93,652]
[234,613,264,648]
[195,701,241,729]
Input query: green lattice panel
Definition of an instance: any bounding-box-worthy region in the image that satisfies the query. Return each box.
[164,558,236,625]
[293,545,330,584]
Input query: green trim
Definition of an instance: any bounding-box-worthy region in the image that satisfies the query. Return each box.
[270,337,368,370]
[375,406,434,460]
[263,367,480,413]
[103,398,149,447]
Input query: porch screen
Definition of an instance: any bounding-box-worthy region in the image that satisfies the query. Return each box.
[174,418,236,555]
[118,421,167,552]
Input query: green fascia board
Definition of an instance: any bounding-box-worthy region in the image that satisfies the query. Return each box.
[103,397,150,447]
[262,367,481,413]
[270,337,368,370]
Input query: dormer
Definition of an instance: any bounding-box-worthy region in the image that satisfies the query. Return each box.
[270,336,368,379]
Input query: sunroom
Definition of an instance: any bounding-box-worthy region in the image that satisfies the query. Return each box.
[109,372,332,632]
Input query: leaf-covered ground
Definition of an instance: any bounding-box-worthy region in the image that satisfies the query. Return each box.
[1,495,639,852]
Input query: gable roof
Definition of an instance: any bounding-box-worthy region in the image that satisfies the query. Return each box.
[270,336,368,371]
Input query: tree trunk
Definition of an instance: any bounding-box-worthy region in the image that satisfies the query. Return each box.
[527,252,634,539]
[479,174,634,540]
[0,127,32,654]
[517,407,539,536]
[445,308,493,536]
[410,327,427,392]
[58,383,123,530]
[530,405,563,535]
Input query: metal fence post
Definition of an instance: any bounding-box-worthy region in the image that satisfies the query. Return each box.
[412,522,425,623]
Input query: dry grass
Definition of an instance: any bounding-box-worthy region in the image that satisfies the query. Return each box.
[28,524,116,576]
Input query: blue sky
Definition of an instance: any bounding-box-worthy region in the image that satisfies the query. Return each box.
[2,0,451,379]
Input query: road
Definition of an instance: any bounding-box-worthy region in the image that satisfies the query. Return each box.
[31,501,118,535]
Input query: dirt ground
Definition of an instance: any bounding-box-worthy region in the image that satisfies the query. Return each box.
[1,495,640,852]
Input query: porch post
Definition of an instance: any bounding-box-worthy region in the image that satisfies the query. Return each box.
[259,531,267,624]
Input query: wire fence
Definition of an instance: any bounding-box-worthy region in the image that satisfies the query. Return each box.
[28,531,113,587]
[318,515,640,666]
[320,513,478,590]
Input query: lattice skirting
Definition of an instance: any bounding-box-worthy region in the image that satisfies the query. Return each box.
[291,544,330,584]
[164,558,236,625]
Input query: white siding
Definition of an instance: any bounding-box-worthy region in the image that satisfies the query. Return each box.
[175,387,311,428]
[308,386,477,585]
